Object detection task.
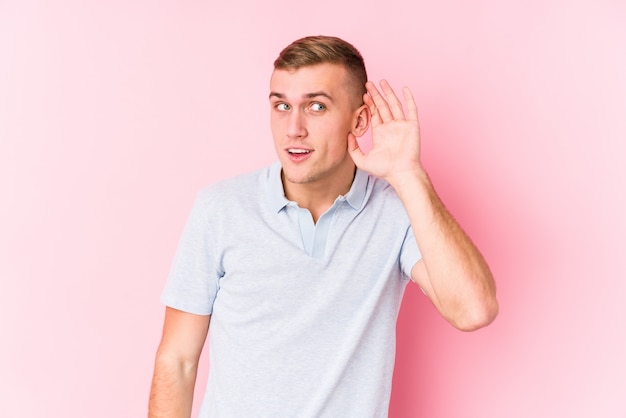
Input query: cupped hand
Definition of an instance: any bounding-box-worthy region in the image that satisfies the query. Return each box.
[348,80,423,183]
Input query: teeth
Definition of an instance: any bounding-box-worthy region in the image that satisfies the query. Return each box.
[288,149,311,154]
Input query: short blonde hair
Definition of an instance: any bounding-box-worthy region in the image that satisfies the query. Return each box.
[274,35,368,105]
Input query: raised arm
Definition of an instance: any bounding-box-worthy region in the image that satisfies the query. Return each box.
[348,80,498,331]
[149,307,210,418]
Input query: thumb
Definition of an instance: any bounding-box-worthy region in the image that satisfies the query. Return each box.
[347,133,366,167]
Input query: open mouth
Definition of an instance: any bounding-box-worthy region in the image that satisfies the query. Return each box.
[288,148,312,155]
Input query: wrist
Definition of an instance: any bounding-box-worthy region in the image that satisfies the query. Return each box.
[385,166,431,197]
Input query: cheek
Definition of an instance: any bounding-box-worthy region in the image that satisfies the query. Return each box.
[270,116,285,137]
[328,119,353,144]
[315,115,351,135]
[270,126,283,151]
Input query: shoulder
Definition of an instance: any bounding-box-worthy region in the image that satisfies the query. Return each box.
[367,174,403,204]
[196,165,270,203]
[181,166,272,237]
[357,174,412,226]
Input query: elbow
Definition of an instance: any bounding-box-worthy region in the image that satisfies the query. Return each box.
[154,345,201,380]
[452,269,499,331]
[449,296,499,332]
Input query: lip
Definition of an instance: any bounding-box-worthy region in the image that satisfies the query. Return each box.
[285,147,314,163]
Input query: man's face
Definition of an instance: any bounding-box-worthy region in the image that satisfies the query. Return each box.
[269,63,364,192]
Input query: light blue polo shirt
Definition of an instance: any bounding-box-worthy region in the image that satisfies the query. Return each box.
[267,162,368,258]
[162,162,422,417]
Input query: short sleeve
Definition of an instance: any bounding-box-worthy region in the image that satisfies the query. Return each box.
[161,192,221,315]
[399,225,422,279]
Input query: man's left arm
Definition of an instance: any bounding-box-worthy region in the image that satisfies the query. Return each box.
[348,80,498,331]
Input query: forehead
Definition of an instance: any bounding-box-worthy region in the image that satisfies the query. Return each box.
[269,63,351,99]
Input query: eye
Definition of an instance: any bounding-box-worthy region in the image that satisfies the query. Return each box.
[275,103,291,111]
[310,102,326,112]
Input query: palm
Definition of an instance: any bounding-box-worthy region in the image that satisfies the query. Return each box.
[349,80,422,181]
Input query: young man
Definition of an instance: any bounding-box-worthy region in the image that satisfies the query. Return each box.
[149,35,498,417]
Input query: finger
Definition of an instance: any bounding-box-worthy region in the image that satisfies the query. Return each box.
[363,93,382,128]
[347,132,366,167]
[402,86,419,121]
[380,80,406,120]
[365,81,394,122]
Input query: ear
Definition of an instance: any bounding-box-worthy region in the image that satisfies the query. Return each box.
[351,103,370,137]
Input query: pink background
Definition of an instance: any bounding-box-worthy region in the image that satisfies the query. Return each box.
[1,1,625,417]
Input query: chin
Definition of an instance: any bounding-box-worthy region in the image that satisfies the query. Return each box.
[281,163,320,184]
[283,171,315,185]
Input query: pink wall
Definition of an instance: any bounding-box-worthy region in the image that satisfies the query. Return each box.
[1,1,624,417]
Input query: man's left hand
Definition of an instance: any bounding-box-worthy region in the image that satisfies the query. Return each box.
[348,80,423,184]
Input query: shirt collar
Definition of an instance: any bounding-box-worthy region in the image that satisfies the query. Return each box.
[267,162,369,213]
[343,167,368,210]
[268,162,290,213]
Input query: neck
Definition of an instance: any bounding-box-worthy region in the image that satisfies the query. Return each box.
[282,165,356,223]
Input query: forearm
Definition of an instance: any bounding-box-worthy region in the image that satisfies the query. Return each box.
[148,353,198,418]
[389,168,498,330]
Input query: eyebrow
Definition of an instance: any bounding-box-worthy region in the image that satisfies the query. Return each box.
[269,91,334,102]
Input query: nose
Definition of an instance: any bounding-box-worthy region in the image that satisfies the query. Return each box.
[286,109,307,139]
